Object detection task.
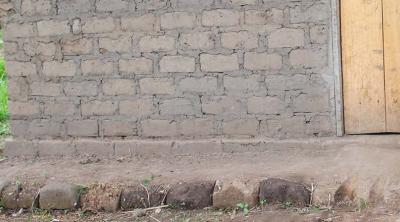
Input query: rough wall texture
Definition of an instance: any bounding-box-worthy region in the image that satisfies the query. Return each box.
[2,0,337,156]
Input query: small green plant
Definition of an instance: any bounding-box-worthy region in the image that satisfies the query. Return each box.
[27,215,33,222]
[168,203,178,209]
[15,179,21,187]
[141,174,155,187]
[79,210,94,218]
[0,55,9,137]
[31,208,54,221]
[0,29,9,138]
[356,198,368,212]
[280,201,293,209]
[236,202,250,215]
[0,121,9,136]
[300,204,327,214]
[31,180,40,187]
[32,208,45,214]
[260,199,268,206]
[308,204,324,213]
[77,185,88,197]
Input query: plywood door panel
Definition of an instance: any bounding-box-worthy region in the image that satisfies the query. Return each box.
[341,0,387,134]
[383,0,400,132]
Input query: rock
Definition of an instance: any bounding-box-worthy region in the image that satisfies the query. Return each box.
[39,183,80,210]
[80,184,121,212]
[18,181,40,209]
[120,184,168,210]
[259,178,310,206]
[0,179,10,193]
[334,177,357,206]
[0,181,39,209]
[166,181,215,209]
[213,179,259,209]
[369,179,385,206]
[0,179,10,205]
[1,183,19,209]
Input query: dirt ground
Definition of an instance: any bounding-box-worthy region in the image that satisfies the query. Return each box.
[1,135,400,221]
[1,205,400,222]
[2,139,400,203]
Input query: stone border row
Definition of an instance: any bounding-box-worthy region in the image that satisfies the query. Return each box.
[0,178,313,212]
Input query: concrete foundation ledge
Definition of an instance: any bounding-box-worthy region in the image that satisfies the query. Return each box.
[4,135,400,158]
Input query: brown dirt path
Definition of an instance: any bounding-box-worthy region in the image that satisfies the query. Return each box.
[1,205,399,222]
[1,142,400,205]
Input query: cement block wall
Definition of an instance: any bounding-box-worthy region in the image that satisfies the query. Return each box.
[1,0,337,156]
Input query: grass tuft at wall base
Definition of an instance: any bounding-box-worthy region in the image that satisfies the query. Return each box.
[0,38,9,138]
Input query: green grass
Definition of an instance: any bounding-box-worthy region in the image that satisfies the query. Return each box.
[0,30,8,159]
[0,57,7,158]
[0,31,9,139]
[0,59,8,122]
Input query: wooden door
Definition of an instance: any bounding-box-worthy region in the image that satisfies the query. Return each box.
[342,0,400,134]
[383,0,400,132]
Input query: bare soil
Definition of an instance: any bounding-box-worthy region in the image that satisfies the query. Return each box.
[2,142,400,203]
[1,205,400,222]
[1,135,400,221]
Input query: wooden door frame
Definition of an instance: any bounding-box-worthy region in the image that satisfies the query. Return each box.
[331,0,345,136]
